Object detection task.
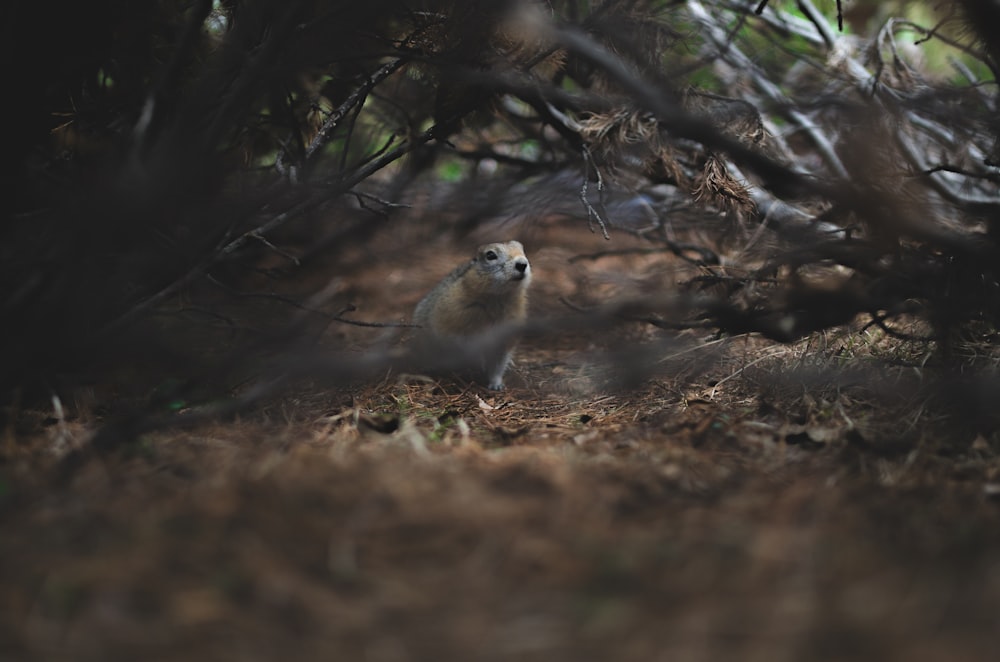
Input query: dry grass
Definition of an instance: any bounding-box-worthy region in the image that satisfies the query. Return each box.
[4,221,1000,662]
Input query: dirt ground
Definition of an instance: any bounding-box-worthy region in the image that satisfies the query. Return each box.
[4,215,1000,661]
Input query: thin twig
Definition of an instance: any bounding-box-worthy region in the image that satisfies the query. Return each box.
[349,190,412,216]
[304,58,406,163]
[710,346,790,398]
[580,145,611,239]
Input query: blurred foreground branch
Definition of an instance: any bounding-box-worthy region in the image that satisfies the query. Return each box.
[5,0,1000,450]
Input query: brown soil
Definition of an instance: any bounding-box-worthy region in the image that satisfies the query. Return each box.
[3,219,1000,662]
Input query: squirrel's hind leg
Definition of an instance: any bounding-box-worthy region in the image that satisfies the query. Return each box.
[485,351,512,391]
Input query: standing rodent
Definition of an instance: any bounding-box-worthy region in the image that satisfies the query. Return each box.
[413,240,531,390]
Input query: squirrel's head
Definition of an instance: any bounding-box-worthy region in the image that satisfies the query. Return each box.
[474,241,531,292]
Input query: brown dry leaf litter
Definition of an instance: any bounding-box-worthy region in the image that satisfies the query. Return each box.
[4,222,1000,662]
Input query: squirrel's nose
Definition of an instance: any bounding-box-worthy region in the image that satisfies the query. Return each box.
[514,260,528,273]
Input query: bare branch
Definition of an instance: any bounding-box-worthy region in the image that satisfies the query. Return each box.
[304,58,407,164]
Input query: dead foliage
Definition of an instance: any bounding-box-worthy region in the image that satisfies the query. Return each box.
[5,0,1000,659]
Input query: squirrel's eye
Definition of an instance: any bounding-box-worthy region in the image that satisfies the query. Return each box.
[484,250,498,261]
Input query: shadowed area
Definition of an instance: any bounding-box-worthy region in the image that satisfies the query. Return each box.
[4,1,1000,660]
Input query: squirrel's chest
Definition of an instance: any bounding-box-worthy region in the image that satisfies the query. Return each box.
[436,291,524,335]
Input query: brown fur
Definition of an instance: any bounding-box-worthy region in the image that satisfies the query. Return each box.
[413,241,531,389]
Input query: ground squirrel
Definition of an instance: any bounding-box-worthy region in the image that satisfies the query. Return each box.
[413,241,531,390]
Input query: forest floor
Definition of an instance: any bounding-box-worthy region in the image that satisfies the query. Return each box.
[3,214,1000,661]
